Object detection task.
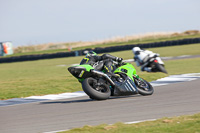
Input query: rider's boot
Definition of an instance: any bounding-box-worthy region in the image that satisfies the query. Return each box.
[144,67,152,72]
[107,72,119,78]
[107,72,123,82]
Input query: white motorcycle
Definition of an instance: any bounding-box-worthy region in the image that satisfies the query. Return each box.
[132,47,168,74]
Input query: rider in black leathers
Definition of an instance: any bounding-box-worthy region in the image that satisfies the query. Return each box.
[80,51,123,78]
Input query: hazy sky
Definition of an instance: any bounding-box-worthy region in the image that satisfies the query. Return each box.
[0,0,200,47]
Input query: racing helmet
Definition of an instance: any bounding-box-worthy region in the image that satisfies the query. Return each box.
[132,47,142,54]
[85,50,97,57]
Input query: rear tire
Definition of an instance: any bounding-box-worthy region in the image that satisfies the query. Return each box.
[82,77,111,100]
[156,64,168,74]
[134,78,154,95]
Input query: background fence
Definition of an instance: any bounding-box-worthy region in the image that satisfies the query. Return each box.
[0,37,200,63]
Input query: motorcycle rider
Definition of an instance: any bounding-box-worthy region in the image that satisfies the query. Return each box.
[132,47,160,72]
[80,51,123,78]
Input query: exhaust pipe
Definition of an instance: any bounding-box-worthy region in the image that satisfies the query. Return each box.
[90,70,115,86]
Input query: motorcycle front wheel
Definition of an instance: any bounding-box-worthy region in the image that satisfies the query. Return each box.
[134,78,154,95]
[82,77,111,100]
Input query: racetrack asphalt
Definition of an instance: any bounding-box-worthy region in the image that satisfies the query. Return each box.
[0,78,200,133]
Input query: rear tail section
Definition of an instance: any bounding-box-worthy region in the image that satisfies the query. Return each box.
[68,64,94,81]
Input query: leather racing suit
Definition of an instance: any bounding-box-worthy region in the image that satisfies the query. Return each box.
[80,53,123,77]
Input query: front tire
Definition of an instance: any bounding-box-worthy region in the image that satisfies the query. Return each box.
[82,77,111,100]
[134,78,154,95]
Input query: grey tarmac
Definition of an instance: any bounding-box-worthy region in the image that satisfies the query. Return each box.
[0,79,200,133]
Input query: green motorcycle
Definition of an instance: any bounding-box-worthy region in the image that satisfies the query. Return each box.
[68,61,154,100]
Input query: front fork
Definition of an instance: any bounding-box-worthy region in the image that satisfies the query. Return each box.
[133,74,140,80]
[132,74,144,87]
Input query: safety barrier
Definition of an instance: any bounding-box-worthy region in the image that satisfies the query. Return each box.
[0,37,200,63]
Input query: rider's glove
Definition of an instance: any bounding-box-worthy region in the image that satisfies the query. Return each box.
[117,57,123,62]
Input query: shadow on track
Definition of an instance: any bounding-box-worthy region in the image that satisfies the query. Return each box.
[40,99,93,104]
[39,94,141,105]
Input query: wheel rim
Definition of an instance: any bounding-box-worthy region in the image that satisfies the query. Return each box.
[88,79,109,93]
[135,78,150,91]
[95,86,109,93]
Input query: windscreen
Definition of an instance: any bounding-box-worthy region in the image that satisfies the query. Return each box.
[80,57,94,65]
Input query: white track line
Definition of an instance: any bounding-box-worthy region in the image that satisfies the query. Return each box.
[124,119,157,124]
[26,91,86,100]
[44,119,157,133]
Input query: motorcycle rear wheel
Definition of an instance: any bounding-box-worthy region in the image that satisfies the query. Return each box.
[134,78,154,95]
[82,77,111,100]
[155,63,168,74]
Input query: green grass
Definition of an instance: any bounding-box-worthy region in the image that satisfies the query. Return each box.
[59,113,200,133]
[110,43,200,58]
[6,33,200,57]
[0,43,200,99]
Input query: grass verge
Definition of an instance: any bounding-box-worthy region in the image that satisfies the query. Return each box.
[0,44,200,100]
[59,113,200,133]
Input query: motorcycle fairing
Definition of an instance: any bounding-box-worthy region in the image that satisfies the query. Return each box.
[113,76,138,96]
[155,57,164,64]
[114,63,137,81]
[68,64,94,81]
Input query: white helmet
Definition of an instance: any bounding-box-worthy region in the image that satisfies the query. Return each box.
[132,47,141,54]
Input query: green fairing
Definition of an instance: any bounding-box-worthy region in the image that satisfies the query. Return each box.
[70,63,139,82]
[76,64,94,72]
[114,63,137,80]
[71,64,94,82]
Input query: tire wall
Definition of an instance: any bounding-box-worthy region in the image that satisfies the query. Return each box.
[1,38,200,63]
